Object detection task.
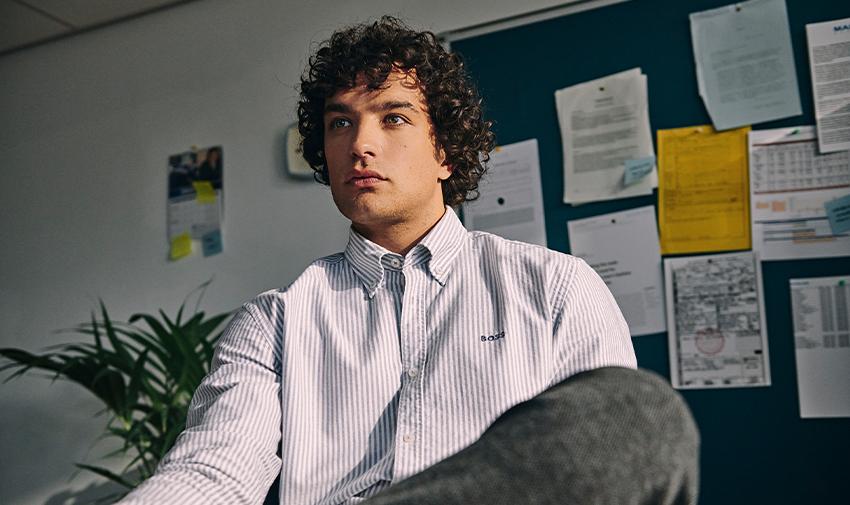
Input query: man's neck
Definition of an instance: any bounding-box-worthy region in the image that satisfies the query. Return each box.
[353,206,447,256]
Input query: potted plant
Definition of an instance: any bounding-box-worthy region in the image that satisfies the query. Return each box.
[0,282,233,502]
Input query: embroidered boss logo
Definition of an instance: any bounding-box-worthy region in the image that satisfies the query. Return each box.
[480,331,505,342]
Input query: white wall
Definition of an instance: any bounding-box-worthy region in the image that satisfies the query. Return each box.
[0,0,568,502]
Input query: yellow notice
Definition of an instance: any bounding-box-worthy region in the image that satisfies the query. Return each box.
[192,181,217,204]
[169,232,192,260]
[658,125,751,255]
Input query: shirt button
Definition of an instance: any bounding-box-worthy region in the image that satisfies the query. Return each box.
[403,434,415,443]
[390,258,402,268]
[407,368,418,378]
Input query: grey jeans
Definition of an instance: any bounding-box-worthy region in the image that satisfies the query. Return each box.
[364,367,699,505]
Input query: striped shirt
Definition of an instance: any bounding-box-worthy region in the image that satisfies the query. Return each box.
[121,207,636,505]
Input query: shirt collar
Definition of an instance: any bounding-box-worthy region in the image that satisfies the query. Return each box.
[417,206,468,285]
[344,206,469,298]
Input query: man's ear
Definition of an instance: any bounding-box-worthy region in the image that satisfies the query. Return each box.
[436,143,451,180]
[438,163,452,181]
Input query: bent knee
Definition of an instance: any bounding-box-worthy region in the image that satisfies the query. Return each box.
[549,367,700,449]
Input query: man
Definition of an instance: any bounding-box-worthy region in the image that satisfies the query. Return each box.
[121,17,698,505]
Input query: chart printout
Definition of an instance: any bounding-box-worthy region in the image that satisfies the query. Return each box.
[749,126,850,260]
[665,251,771,389]
[790,276,850,418]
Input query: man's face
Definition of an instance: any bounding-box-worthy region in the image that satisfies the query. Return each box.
[323,70,451,230]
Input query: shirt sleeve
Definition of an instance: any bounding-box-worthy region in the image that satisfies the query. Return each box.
[118,304,282,505]
[550,256,637,385]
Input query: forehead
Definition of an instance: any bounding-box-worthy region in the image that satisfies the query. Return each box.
[326,70,427,110]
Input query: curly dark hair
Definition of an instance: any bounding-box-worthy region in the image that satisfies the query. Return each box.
[298,16,495,206]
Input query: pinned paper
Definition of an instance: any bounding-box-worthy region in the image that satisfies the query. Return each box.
[568,206,666,337]
[690,0,801,130]
[192,181,217,204]
[623,156,655,186]
[555,68,656,204]
[749,127,850,261]
[462,139,547,246]
[807,17,850,153]
[825,194,850,235]
[658,125,751,255]
[202,229,223,257]
[664,251,771,390]
[169,232,192,260]
[790,275,850,418]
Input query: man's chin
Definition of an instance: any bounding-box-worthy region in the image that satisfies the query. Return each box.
[337,201,392,226]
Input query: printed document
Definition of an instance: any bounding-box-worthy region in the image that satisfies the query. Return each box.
[749,126,850,260]
[690,0,801,130]
[462,139,547,246]
[568,206,666,337]
[790,275,850,418]
[658,125,751,254]
[665,251,770,389]
[555,68,656,204]
[806,17,850,153]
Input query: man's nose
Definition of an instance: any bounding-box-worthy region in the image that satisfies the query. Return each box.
[351,121,381,161]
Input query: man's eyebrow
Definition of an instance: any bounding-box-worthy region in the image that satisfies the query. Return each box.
[324,102,352,114]
[323,100,419,114]
[377,100,417,111]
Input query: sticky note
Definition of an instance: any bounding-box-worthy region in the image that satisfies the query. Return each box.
[825,193,850,235]
[192,181,217,204]
[623,156,655,186]
[169,232,192,260]
[202,229,223,257]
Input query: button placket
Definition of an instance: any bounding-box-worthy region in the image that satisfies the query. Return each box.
[393,263,417,476]
[411,265,430,467]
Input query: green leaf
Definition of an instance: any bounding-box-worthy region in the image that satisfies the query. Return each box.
[127,314,185,380]
[125,350,149,418]
[91,312,104,351]
[75,463,137,489]
[0,349,66,380]
[99,301,134,366]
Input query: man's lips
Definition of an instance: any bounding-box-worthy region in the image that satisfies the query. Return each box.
[351,177,385,188]
[347,171,387,187]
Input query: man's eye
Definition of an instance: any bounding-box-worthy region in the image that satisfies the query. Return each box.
[385,114,406,125]
[329,118,351,129]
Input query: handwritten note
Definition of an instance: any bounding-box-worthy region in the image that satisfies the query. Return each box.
[202,229,223,257]
[169,232,192,260]
[624,156,656,186]
[825,194,850,234]
[192,181,217,204]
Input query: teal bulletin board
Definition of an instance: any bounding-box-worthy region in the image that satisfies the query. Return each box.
[450,0,849,503]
